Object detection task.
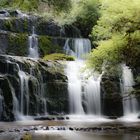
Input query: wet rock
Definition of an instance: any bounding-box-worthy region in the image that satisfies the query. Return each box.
[69,127,74,131]
[0,129,5,133]
[20,133,32,140]
[0,55,68,121]
[34,116,53,121]
[0,10,10,17]
[66,116,69,120]
[118,126,127,129]
[101,65,123,117]
[56,116,65,120]
[14,128,20,132]
[108,116,118,119]
[23,128,30,132]
[127,127,140,132]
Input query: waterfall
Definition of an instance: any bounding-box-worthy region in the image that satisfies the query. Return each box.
[121,64,139,117]
[4,57,48,119]
[86,76,101,115]
[10,83,19,119]
[28,26,39,58]
[65,38,101,115]
[37,70,47,114]
[0,90,3,118]
[18,70,29,115]
[66,61,85,114]
[64,38,91,59]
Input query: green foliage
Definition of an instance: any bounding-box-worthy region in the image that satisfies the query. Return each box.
[7,33,28,56]
[43,53,74,61]
[0,0,39,11]
[38,36,63,56]
[22,133,32,140]
[136,76,140,84]
[44,0,72,12]
[2,18,29,33]
[87,0,140,71]
[54,0,99,37]
[74,0,100,37]
[0,0,71,13]
[0,0,99,37]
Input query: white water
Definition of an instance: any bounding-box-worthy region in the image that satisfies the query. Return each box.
[5,58,47,120]
[65,38,102,116]
[66,61,85,114]
[28,26,39,58]
[86,76,101,115]
[64,38,91,59]
[0,91,3,118]
[38,71,47,114]
[18,70,29,115]
[121,64,139,118]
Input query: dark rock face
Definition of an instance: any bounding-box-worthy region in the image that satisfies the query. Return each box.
[101,66,123,117]
[0,32,9,54]
[0,55,68,121]
[0,13,80,37]
[0,14,81,57]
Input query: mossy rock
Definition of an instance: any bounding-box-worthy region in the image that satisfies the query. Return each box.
[38,36,64,56]
[0,76,15,121]
[21,133,32,140]
[43,53,74,61]
[0,17,30,33]
[7,33,28,56]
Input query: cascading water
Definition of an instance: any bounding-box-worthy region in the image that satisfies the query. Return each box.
[65,38,102,116]
[66,61,85,114]
[0,90,3,118]
[86,75,101,115]
[9,81,19,119]
[18,70,29,115]
[121,64,139,118]
[64,38,91,59]
[4,58,48,120]
[28,26,39,58]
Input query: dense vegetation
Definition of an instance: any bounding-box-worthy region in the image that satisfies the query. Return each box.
[54,0,100,37]
[87,0,140,71]
[0,0,71,12]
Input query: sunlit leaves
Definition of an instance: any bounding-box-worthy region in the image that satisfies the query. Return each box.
[88,0,140,71]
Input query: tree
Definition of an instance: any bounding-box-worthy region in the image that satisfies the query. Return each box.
[87,0,140,71]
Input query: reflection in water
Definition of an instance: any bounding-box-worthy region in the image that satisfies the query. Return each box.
[33,130,135,140]
[0,130,137,140]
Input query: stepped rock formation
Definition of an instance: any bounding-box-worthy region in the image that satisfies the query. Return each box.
[0,55,68,121]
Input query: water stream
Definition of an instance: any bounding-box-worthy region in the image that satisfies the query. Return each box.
[65,38,102,116]
[28,26,39,58]
[121,64,139,119]
[5,58,47,119]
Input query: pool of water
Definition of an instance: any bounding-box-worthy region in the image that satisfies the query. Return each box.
[0,130,138,140]
[0,116,140,140]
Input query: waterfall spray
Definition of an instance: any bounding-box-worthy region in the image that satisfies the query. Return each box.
[65,38,102,115]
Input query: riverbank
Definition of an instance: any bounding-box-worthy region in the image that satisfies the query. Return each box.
[0,119,140,140]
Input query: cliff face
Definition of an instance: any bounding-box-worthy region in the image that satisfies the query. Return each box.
[0,10,81,57]
[0,55,68,121]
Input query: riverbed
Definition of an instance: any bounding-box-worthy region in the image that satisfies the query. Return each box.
[0,115,140,140]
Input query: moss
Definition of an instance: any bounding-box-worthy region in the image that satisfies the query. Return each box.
[7,33,28,56]
[136,76,140,84]
[43,53,74,61]
[1,17,30,33]
[38,36,63,56]
[21,133,32,140]
[4,19,14,31]
[23,18,29,31]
